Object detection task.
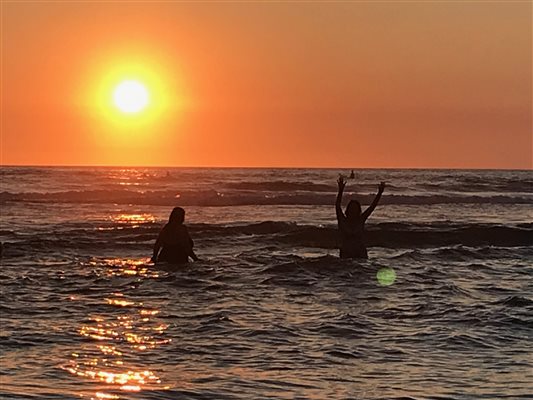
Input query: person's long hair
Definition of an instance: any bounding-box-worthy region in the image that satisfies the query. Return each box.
[168,207,185,225]
[345,200,362,220]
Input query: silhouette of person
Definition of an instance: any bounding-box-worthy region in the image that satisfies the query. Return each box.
[151,207,198,264]
[349,170,355,179]
[336,176,385,259]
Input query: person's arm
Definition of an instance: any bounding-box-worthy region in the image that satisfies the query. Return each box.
[151,229,164,263]
[336,176,346,220]
[189,249,199,262]
[185,227,199,261]
[362,182,385,222]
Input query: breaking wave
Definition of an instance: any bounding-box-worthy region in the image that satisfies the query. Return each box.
[2,222,531,256]
[1,189,530,206]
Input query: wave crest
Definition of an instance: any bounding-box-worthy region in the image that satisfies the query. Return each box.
[1,189,530,206]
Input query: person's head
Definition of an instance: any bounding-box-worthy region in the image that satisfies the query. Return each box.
[168,207,185,225]
[345,200,361,219]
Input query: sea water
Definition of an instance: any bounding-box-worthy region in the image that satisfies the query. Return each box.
[0,167,532,399]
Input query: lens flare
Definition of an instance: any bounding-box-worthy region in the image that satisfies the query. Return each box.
[376,267,396,286]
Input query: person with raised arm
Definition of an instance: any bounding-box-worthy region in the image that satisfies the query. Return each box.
[151,207,199,264]
[335,176,385,259]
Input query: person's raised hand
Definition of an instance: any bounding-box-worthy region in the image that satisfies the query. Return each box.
[337,176,346,191]
[378,181,386,193]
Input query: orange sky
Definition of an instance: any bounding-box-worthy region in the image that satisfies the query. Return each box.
[1,1,531,168]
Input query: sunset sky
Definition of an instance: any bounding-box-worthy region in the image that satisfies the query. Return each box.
[1,1,531,169]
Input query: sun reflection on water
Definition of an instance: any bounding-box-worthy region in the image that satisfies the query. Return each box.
[65,291,170,398]
[110,213,156,224]
[95,393,120,399]
[105,169,154,188]
[92,258,159,278]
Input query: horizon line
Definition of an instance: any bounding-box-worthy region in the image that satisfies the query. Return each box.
[0,163,531,171]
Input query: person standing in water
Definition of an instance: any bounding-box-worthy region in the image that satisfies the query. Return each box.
[151,207,199,264]
[336,176,385,259]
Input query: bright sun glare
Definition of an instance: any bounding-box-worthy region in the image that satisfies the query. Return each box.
[113,80,149,113]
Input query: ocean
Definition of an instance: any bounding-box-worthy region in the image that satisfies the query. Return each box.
[0,167,532,399]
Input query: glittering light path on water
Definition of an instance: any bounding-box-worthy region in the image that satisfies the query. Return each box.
[63,260,170,399]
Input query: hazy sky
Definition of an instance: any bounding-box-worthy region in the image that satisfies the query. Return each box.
[1,1,531,168]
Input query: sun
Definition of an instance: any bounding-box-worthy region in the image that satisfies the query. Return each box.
[113,80,149,113]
